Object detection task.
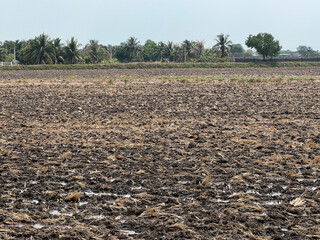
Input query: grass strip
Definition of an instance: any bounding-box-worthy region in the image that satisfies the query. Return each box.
[1,61,320,70]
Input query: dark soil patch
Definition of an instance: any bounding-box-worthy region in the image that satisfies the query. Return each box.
[1,66,320,79]
[0,79,319,239]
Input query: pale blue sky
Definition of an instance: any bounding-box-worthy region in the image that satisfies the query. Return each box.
[1,0,319,50]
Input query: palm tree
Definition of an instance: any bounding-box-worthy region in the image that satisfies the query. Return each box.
[0,47,6,61]
[165,41,174,61]
[84,40,100,64]
[182,40,194,60]
[157,42,166,61]
[64,37,81,64]
[173,43,182,62]
[23,34,56,64]
[53,38,64,63]
[213,34,232,58]
[125,37,140,61]
[192,40,205,59]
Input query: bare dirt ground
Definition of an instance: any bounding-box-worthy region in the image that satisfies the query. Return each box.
[1,66,320,79]
[0,69,320,239]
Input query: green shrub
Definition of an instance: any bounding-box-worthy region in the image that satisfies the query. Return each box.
[180,77,189,83]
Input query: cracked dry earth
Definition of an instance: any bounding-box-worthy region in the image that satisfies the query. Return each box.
[0,78,320,239]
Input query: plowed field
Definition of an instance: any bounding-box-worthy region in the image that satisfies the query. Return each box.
[0,69,320,239]
[1,66,320,79]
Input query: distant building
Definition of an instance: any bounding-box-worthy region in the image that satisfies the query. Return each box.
[0,60,19,66]
[279,50,301,58]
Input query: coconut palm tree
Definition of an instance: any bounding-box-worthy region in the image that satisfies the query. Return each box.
[165,41,174,61]
[84,40,100,64]
[157,41,166,61]
[84,40,109,63]
[0,47,6,61]
[213,34,232,58]
[124,37,140,61]
[22,34,56,64]
[192,40,205,59]
[53,38,64,63]
[182,40,194,60]
[84,40,110,63]
[172,43,183,62]
[64,37,81,64]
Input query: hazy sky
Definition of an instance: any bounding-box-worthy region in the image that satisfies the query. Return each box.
[1,0,320,50]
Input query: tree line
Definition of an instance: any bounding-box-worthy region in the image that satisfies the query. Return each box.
[0,33,318,65]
